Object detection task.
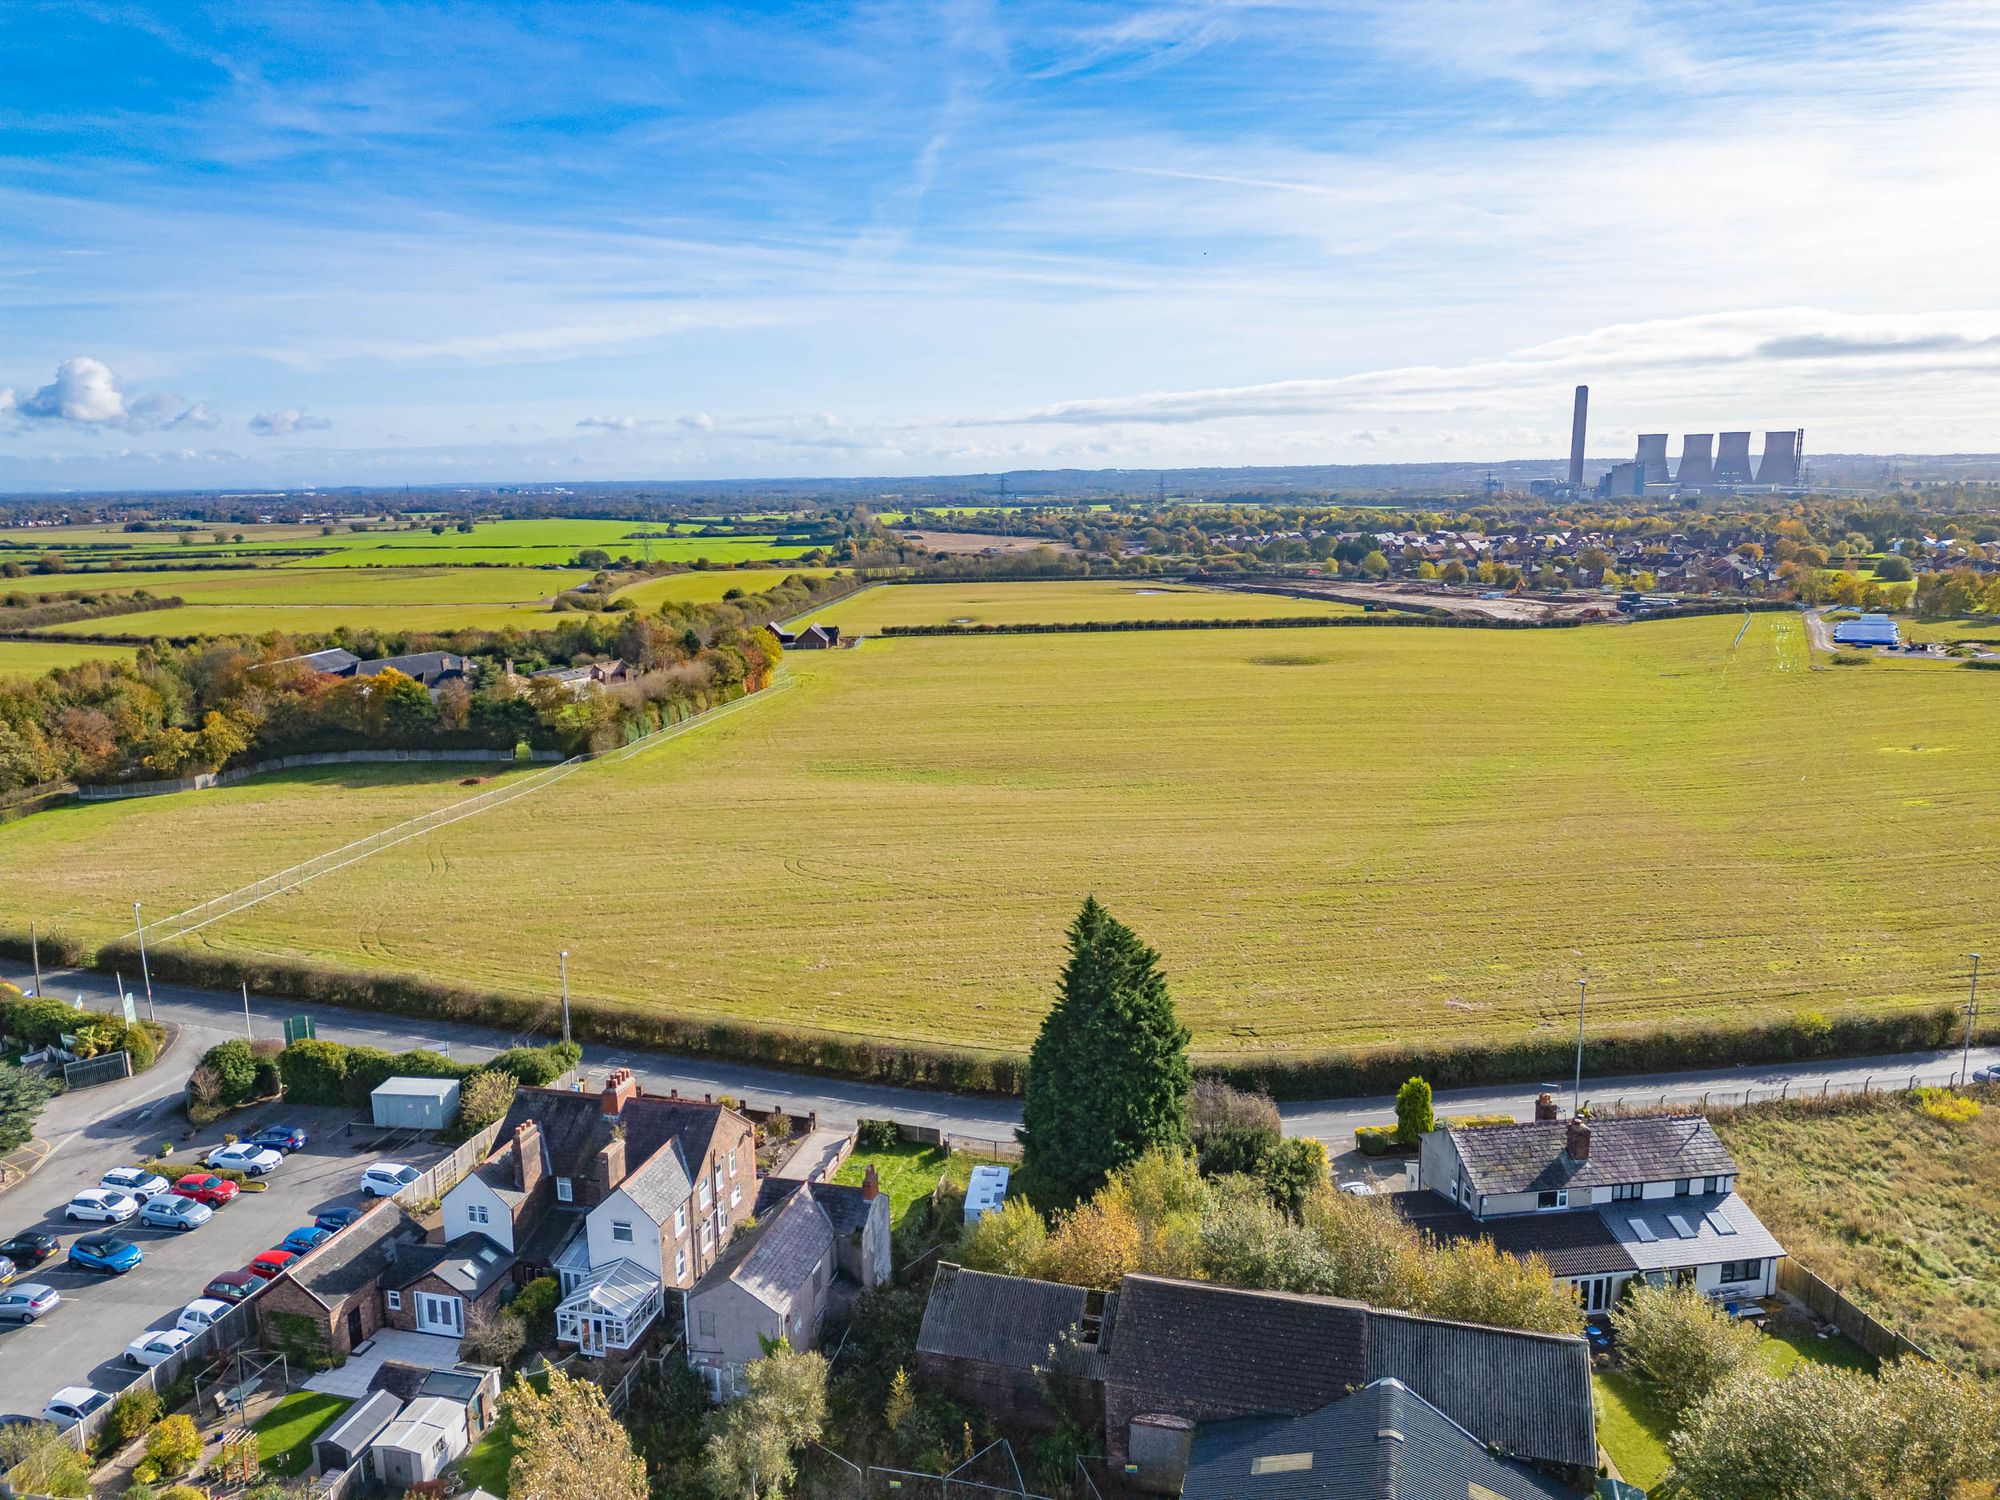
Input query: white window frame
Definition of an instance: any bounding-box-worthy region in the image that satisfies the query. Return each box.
[1536,1189,1568,1211]
[467,1203,489,1225]
[675,1247,687,1282]
[730,1185,741,1208]
[555,1177,573,1203]
[727,1148,737,1178]
[701,1223,714,1254]
[612,1219,634,1243]
[674,1205,687,1234]
[386,1290,402,1311]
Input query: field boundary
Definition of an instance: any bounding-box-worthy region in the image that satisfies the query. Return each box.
[78,746,563,801]
[1777,1257,1932,1365]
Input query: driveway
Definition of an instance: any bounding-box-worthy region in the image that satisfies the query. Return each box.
[0,1103,451,1422]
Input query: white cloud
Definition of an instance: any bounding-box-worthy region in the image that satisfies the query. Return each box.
[248,407,332,436]
[576,414,641,432]
[17,356,128,424]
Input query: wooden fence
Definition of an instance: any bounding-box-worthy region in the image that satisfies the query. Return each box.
[392,1118,505,1208]
[59,1282,262,1451]
[1777,1258,1932,1365]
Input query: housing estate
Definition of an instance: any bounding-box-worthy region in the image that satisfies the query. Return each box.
[916,1266,1597,1489]
[1404,1097,1785,1314]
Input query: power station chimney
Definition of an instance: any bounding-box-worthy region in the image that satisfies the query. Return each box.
[1567,385,1588,491]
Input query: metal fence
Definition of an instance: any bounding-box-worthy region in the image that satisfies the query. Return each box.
[1590,1065,1984,1118]
[1777,1258,1932,1365]
[890,1121,1022,1161]
[76,747,563,801]
[62,1049,133,1089]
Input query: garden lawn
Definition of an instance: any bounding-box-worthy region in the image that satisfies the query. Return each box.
[254,1391,352,1475]
[456,1411,515,1496]
[815,578,1363,630]
[831,1143,979,1234]
[1594,1370,1672,1491]
[6,615,2000,1060]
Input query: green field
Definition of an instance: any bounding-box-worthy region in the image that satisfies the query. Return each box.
[815,579,1362,630]
[0,640,142,680]
[6,613,1998,1059]
[41,600,567,638]
[610,566,841,611]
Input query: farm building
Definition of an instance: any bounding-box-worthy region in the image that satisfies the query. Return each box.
[371,1077,461,1131]
[1832,613,1900,647]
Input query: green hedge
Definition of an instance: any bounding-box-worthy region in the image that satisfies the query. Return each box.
[275,1034,580,1108]
[1354,1124,1401,1156]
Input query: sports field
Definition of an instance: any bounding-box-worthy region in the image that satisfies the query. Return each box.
[0,640,141,680]
[815,579,1362,630]
[6,612,1997,1058]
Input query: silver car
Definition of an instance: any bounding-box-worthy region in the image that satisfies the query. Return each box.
[0,1284,59,1324]
[139,1196,213,1232]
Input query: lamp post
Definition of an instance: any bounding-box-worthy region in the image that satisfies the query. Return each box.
[559,950,572,1045]
[1963,953,1982,1086]
[1572,978,1587,1118]
[133,901,156,1021]
[29,920,41,997]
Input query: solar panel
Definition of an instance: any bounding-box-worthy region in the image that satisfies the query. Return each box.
[1706,1210,1738,1236]
[1667,1215,1698,1239]
[1627,1218,1657,1243]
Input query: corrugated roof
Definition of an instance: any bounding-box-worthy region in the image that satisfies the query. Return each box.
[1451,1115,1736,1197]
[918,1264,1099,1372]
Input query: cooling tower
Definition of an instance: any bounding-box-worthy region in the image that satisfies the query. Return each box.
[1636,433,1670,486]
[1568,386,1589,489]
[1715,432,1753,484]
[1676,434,1714,488]
[1756,429,1802,485]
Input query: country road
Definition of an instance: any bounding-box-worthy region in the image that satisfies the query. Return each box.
[10,963,1994,1152]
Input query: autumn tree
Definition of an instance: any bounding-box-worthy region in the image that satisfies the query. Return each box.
[1019,897,1192,1208]
[504,1367,646,1500]
[1611,1281,1760,1417]
[704,1341,830,1500]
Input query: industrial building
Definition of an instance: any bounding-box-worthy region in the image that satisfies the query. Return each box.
[1832,613,1900,648]
[1542,387,1806,497]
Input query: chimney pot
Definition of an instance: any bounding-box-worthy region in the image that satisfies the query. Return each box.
[861,1163,880,1201]
[1534,1092,1559,1123]
[1566,1117,1592,1162]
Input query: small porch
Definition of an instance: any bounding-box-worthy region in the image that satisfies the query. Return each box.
[555,1261,664,1358]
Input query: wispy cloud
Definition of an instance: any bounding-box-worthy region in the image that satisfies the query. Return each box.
[247,407,332,436]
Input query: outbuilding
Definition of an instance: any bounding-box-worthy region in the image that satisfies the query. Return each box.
[313,1389,403,1475]
[371,1077,462,1131]
[371,1394,469,1486]
[963,1164,1010,1225]
[1832,612,1900,647]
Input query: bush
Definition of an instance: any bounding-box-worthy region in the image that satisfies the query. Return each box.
[960,1196,1049,1276]
[1354,1124,1400,1156]
[1257,1137,1328,1217]
[1610,1282,1761,1417]
[1441,1112,1514,1129]
[159,1486,208,1500]
[276,1038,349,1105]
[145,1415,202,1476]
[856,1118,902,1151]
[132,1461,162,1485]
[488,1040,582,1086]
[1394,1077,1434,1143]
[3,996,87,1048]
[459,1069,519,1134]
[1911,1086,1981,1124]
[102,1386,163,1450]
[200,1040,258,1105]
[509,1275,561,1346]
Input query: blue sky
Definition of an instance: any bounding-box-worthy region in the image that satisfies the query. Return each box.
[2,0,1998,490]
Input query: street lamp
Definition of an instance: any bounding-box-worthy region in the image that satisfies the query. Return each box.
[1963,953,1982,1086]
[1571,978,1587,1118]
[133,901,156,1022]
[559,950,572,1045]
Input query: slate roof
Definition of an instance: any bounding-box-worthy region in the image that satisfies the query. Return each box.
[1450,1115,1736,1196]
[286,1203,426,1304]
[617,1139,693,1224]
[1183,1380,1573,1500]
[699,1188,835,1313]
[490,1088,730,1196]
[1605,1192,1786,1274]
[918,1264,1103,1373]
[755,1177,883,1236]
[1391,1193,1638,1278]
[392,1234,515,1297]
[356,651,469,683]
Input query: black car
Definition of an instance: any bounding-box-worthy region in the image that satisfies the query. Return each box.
[0,1233,58,1268]
[314,1206,363,1234]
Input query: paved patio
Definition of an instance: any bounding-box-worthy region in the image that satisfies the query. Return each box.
[305,1329,464,1398]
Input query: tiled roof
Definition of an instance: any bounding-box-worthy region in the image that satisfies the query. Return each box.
[288,1203,426,1303]
[394,1234,514,1297]
[1605,1192,1786,1274]
[1183,1380,1573,1500]
[1391,1193,1638,1278]
[755,1177,883,1237]
[703,1189,835,1313]
[491,1087,733,1197]
[1450,1115,1736,1196]
[918,1264,1100,1373]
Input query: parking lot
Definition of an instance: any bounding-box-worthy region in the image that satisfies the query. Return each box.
[0,1101,451,1422]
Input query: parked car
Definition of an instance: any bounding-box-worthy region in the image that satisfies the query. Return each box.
[41,1388,109,1429]
[0,1233,57,1267]
[0,1285,59,1324]
[1973,1065,1999,1085]
[172,1173,240,1207]
[1337,1181,1376,1197]
[0,1256,15,1287]
[140,1196,213,1232]
[64,1189,139,1224]
[205,1143,283,1177]
[279,1225,330,1256]
[70,1236,143,1275]
[246,1249,298,1281]
[99,1167,171,1203]
[202,1271,259,1305]
[0,1413,45,1430]
[314,1206,364,1234]
[360,1162,421,1198]
[126,1328,197,1368]
[245,1125,309,1153]
[177,1298,230,1334]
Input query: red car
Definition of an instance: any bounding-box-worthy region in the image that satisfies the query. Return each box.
[173,1174,240,1208]
[246,1249,298,1281]
[203,1270,258,1304]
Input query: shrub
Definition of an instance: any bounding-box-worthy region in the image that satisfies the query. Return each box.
[856,1118,902,1151]
[3,996,87,1048]
[103,1386,163,1449]
[460,1305,527,1368]
[1610,1281,1761,1417]
[1394,1077,1434,1143]
[1441,1112,1513,1129]
[145,1415,203,1476]
[200,1040,258,1105]
[1911,1086,1981,1124]
[508,1275,561,1346]
[1257,1137,1328,1217]
[487,1040,581,1086]
[960,1196,1049,1277]
[1,1422,94,1497]
[1354,1124,1400,1156]
[459,1069,518,1134]
[159,1486,208,1500]
[276,1039,349,1104]
[1190,1078,1283,1177]
[132,1461,162,1485]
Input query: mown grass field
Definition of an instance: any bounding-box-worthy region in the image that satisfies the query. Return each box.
[41,600,567,638]
[816,579,1362,631]
[610,566,841,610]
[1713,1091,2000,1373]
[6,613,1997,1060]
[0,639,141,680]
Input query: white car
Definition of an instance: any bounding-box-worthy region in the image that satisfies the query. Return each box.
[126,1328,198,1368]
[65,1188,140,1223]
[100,1167,171,1202]
[42,1386,110,1428]
[1337,1180,1377,1197]
[360,1162,422,1198]
[205,1143,283,1177]
[177,1297,230,1334]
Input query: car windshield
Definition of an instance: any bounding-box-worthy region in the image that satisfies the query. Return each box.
[398,1166,421,1183]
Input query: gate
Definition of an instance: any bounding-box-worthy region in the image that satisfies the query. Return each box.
[62,1050,133,1089]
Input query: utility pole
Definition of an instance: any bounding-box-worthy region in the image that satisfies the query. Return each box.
[1572,978,1588,1117]
[559,950,572,1045]
[242,981,254,1040]
[133,901,156,1021]
[29,920,41,997]
[1963,953,1982,1085]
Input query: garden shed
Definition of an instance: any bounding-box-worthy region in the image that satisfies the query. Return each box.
[314,1389,403,1474]
[371,1076,461,1131]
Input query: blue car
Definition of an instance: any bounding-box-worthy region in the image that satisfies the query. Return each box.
[70,1236,143,1275]
[246,1125,309,1154]
[314,1207,363,1234]
[279,1226,330,1256]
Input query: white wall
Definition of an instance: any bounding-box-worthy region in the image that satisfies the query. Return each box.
[586,1187,664,1279]
[442,1174,513,1253]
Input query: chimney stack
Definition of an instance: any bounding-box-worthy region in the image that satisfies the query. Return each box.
[596,1134,628,1197]
[600,1067,639,1120]
[1534,1093,1559,1123]
[514,1120,544,1197]
[1566,1117,1592,1163]
[1568,385,1589,490]
[861,1164,880,1201]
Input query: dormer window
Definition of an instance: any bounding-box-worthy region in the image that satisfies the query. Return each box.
[555,1177,573,1203]
[1611,1183,1640,1201]
[1673,1178,1692,1196]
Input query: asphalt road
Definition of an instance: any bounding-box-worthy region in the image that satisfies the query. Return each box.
[12,961,1997,1147]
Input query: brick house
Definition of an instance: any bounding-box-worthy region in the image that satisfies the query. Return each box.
[255,1202,428,1360]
